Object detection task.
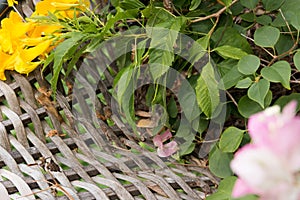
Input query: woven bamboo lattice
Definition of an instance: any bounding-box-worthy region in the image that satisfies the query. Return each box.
[0,1,218,199]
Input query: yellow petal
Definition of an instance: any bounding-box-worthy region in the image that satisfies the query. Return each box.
[0,69,7,80]
[0,30,15,54]
[7,0,18,7]
[9,50,41,75]
[14,61,41,75]
[20,36,51,46]
[28,24,62,38]
[33,0,89,18]
[4,39,51,75]
[21,39,52,62]
[2,12,31,39]
[0,51,12,80]
[34,0,56,16]
[4,51,19,70]
[51,2,80,10]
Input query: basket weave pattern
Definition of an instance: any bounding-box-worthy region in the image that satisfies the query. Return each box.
[0,1,216,199]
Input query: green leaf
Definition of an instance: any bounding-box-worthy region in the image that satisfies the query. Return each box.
[85,9,140,52]
[256,15,272,25]
[254,26,280,47]
[180,142,196,156]
[196,62,220,117]
[209,146,233,178]
[190,0,201,11]
[206,176,237,200]
[240,0,259,9]
[42,53,54,72]
[218,59,238,76]
[119,0,145,9]
[261,0,285,11]
[221,0,232,7]
[51,32,87,94]
[214,45,248,60]
[220,127,245,153]
[238,91,272,118]
[275,93,300,112]
[207,176,258,200]
[238,55,260,75]
[241,13,255,22]
[272,12,286,27]
[235,77,253,89]
[288,12,300,30]
[167,96,178,118]
[275,35,294,55]
[293,51,300,71]
[186,38,207,66]
[66,44,88,77]
[281,0,300,30]
[148,16,186,80]
[261,61,291,89]
[220,64,243,90]
[115,66,138,132]
[179,80,202,122]
[247,79,270,108]
[211,27,252,54]
[176,119,196,156]
[197,35,210,49]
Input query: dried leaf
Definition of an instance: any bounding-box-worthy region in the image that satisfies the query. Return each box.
[66,80,73,95]
[46,130,66,137]
[137,118,156,128]
[38,87,52,97]
[36,91,63,122]
[96,110,106,120]
[148,184,168,197]
[136,110,152,118]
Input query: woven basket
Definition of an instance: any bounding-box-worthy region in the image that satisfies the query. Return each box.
[0,1,217,199]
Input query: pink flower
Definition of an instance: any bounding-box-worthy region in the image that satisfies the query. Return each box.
[231,101,300,200]
[248,101,300,160]
[153,129,178,157]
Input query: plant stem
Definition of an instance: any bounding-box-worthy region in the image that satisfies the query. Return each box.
[191,0,239,23]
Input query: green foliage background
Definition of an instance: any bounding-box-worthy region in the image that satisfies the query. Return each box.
[44,0,300,198]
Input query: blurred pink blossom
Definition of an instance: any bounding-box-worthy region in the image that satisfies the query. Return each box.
[231,101,300,200]
[153,129,178,157]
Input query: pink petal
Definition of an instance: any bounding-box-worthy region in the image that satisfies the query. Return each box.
[259,183,300,200]
[248,106,280,146]
[248,101,300,150]
[231,145,291,192]
[160,129,172,142]
[157,141,178,157]
[153,135,163,148]
[153,130,173,148]
[272,119,300,151]
[232,178,255,198]
[282,101,297,120]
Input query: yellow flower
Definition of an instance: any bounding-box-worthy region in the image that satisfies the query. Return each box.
[28,23,63,38]
[21,23,62,46]
[0,30,13,54]
[0,12,32,54]
[0,51,12,80]
[2,39,52,78]
[7,0,18,7]
[33,0,90,18]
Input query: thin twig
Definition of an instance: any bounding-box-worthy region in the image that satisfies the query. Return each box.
[290,80,300,84]
[268,37,299,66]
[226,90,238,107]
[20,177,75,200]
[240,33,275,58]
[279,9,295,42]
[191,0,239,23]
